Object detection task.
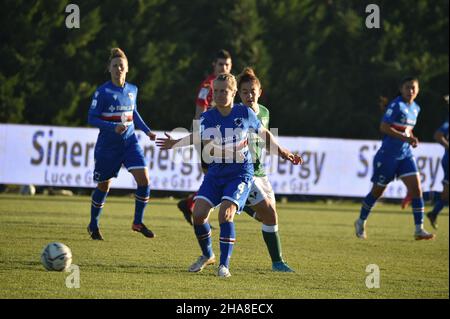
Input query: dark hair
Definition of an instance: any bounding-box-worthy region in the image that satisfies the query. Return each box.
[237,67,261,90]
[378,95,389,112]
[214,49,232,62]
[399,76,419,88]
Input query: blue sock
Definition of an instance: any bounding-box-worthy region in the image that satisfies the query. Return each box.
[412,197,425,225]
[431,199,445,216]
[359,193,377,220]
[194,223,213,258]
[89,188,108,230]
[423,191,440,203]
[134,185,150,224]
[219,222,236,268]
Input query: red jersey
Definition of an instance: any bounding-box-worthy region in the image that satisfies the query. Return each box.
[195,73,216,111]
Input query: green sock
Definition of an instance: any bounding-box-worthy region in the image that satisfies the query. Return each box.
[262,224,282,263]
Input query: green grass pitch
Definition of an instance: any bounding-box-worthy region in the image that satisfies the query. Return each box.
[0,194,447,299]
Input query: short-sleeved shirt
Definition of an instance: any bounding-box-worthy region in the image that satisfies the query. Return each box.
[199,103,262,179]
[380,96,421,160]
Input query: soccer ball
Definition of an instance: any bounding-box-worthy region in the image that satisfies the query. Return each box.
[40,242,72,271]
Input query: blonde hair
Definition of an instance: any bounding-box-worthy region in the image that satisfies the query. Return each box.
[237,67,261,90]
[109,47,128,63]
[214,73,237,91]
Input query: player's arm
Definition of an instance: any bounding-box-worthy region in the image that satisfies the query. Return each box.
[133,109,156,140]
[88,91,124,134]
[194,105,206,120]
[202,140,245,161]
[156,133,195,149]
[434,130,449,149]
[380,122,418,147]
[258,127,303,165]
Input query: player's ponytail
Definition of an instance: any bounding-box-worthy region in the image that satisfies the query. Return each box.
[237,67,261,90]
[378,95,389,113]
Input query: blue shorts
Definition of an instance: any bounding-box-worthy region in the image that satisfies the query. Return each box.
[371,150,418,186]
[195,174,253,212]
[442,151,448,185]
[93,142,147,182]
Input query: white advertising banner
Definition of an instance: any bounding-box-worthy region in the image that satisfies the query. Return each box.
[0,124,445,198]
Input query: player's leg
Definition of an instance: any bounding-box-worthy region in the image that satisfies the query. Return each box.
[88,179,112,240]
[177,144,209,225]
[247,176,293,272]
[217,200,237,278]
[124,143,154,238]
[189,177,220,273]
[129,168,154,238]
[218,176,252,277]
[427,159,449,229]
[399,157,435,240]
[88,152,121,240]
[355,151,392,239]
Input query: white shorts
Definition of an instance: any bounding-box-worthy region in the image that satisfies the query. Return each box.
[246,176,275,206]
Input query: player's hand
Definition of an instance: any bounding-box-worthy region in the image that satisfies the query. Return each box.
[407,136,419,148]
[147,131,156,141]
[156,132,178,150]
[292,153,304,165]
[115,124,128,135]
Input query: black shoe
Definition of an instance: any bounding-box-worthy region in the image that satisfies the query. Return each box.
[177,199,193,225]
[132,223,155,238]
[427,212,438,230]
[87,226,104,240]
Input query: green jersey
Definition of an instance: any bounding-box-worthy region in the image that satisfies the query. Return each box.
[248,104,270,177]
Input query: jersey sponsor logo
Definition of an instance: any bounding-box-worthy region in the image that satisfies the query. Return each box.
[198,88,209,100]
[385,108,393,117]
[90,99,97,109]
[109,105,115,112]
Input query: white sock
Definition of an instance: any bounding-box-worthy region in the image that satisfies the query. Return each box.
[415,224,424,233]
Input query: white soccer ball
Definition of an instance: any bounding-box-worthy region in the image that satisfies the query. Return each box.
[40,242,72,271]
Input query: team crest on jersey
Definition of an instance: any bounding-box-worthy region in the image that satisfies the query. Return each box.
[94,91,99,98]
[128,92,134,100]
[234,118,243,127]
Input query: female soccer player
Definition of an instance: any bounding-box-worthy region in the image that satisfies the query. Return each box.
[157,73,299,277]
[354,77,435,240]
[237,67,302,272]
[87,48,156,240]
[426,119,449,229]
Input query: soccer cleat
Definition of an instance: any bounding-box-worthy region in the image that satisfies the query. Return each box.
[87,226,104,240]
[132,223,155,238]
[426,212,438,230]
[177,199,193,226]
[414,229,436,241]
[217,265,231,278]
[272,261,295,272]
[401,194,413,209]
[354,219,367,239]
[188,254,216,272]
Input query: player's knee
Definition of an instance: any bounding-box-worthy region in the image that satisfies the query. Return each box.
[97,181,110,193]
